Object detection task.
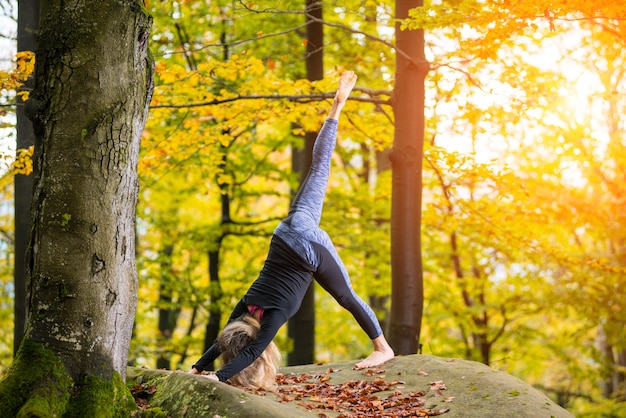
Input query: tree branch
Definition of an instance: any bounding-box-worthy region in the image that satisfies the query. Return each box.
[150,91,391,109]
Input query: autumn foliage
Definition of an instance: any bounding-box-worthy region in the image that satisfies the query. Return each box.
[2,0,626,416]
[0,51,34,175]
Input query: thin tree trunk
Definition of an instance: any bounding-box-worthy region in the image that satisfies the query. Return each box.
[155,18,201,371]
[157,245,176,370]
[202,11,231,369]
[388,0,429,355]
[287,0,323,366]
[204,241,224,370]
[204,181,228,369]
[14,0,40,357]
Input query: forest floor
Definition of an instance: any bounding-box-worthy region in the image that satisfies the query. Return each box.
[127,354,574,418]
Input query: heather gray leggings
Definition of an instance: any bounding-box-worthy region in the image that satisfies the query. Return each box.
[275,119,383,339]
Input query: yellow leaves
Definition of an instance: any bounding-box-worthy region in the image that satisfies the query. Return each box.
[152,56,277,110]
[13,147,34,175]
[0,147,34,177]
[16,51,35,75]
[0,51,35,98]
[143,53,388,208]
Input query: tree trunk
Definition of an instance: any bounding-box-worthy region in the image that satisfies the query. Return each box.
[287,0,323,366]
[204,243,224,371]
[388,0,428,355]
[14,0,40,357]
[204,170,230,370]
[157,245,177,370]
[0,1,153,415]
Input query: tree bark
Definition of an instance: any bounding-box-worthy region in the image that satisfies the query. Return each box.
[204,167,230,370]
[0,0,153,415]
[287,0,323,366]
[388,0,429,355]
[14,0,40,356]
[157,244,177,370]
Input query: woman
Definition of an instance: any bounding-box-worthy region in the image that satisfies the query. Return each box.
[190,71,394,385]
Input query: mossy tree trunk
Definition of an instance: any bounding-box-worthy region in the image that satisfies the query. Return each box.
[0,1,153,416]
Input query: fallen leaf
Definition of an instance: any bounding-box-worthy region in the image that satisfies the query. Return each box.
[430,380,447,391]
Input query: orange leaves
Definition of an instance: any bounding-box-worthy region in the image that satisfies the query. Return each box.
[274,370,451,417]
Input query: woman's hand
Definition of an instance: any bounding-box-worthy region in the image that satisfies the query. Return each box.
[200,373,219,381]
[190,368,220,381]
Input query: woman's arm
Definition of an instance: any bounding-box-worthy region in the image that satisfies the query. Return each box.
[215,311,284,382]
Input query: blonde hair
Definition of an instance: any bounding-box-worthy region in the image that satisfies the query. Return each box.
[218,314,281,390]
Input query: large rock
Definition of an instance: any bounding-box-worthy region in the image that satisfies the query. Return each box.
[127,354,573,417]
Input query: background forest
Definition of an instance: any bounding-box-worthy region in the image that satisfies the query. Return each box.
[1,1,625,416]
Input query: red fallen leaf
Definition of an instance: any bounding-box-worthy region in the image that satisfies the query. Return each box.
[430,380,447,391]
[444,396,455,402]
[297,402,316,411]
[418,370,429,376]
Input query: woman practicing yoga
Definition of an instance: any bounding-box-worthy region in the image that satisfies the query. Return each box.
[190,71,394,387]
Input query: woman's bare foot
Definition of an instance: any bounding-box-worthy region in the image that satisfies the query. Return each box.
[354,335,395,369]
[335,71,358,104]
[328,71,357,120]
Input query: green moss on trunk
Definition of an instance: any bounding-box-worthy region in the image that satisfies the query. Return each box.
[0,338,138,417]
[0,338,71,416]
[65,373,138,417]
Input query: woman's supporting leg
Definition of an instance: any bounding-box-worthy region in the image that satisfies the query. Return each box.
[312,241,382,338]
[311,237,394,368]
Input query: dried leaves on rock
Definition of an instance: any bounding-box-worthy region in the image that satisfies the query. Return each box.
[271,368,451,417]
